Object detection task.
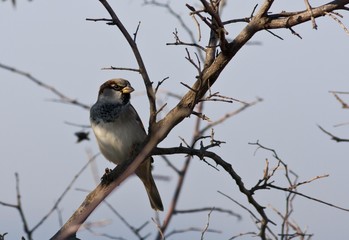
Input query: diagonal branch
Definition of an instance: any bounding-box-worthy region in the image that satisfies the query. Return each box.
[269,184,349,212]
[265,0,349,29]
[318,125,349,142]
[304,0,318,29]
[255,0,275,18]
[0,62,90,110]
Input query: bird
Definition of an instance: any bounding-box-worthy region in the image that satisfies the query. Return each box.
[90,78,163,211]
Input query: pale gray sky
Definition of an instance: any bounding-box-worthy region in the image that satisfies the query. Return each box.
[1,1,349,239]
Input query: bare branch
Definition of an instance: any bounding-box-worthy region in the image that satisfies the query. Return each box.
[101,66,141,72]
[334,121,349,127]
[104,201,150,239]
[166,29,206,52]
[265,0,349,30]
[184,48,202,73]
[269,184,349,212]
[318,125,349,142]
[255,0,275,18]
[86,17,112,23]
[218,191,260,225]
[0,62,90,110]
[228,232,257,240]
[174,207,242,220]
[144,0,205,59]
[199,97,262,135]
[153,146,275,238]
[32,153,98,233]
[201,208,213,240]
[289,27,303,39]
[64,121,91,129]
[161,155,180,174]
[304,0,318,29]
[332,92,349,108]
[155,103,167,116]
[265,29,284,40]
[289,174,329,190]
[51,1,349,239]
[151,217,165,240]
[180,81,197,93]
[186,4,216,33]
[165,227,220,238]
[133,21,141,42]
[326,11,349,34]
[154,76,169,95]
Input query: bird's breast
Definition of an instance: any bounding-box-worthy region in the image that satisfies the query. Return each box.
[91,118,146,165]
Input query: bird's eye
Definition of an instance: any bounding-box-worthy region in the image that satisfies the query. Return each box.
[111,84,122,91]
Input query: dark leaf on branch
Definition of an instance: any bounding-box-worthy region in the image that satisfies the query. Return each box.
[74,131,90,143]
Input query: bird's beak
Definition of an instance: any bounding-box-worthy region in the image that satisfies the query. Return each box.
[122,86,134,94]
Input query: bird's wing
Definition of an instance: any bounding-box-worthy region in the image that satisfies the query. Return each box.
[129,104,147,134]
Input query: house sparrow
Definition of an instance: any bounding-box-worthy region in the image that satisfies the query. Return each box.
[90,78,163,211]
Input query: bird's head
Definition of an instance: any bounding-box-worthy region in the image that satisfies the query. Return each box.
[97,78,135,105]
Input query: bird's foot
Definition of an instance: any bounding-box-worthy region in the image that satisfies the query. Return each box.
[101,168,113,184]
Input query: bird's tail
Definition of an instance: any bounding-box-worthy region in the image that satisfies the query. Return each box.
[136,158,164,211]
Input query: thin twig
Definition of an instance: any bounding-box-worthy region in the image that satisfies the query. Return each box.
[165,227,220,238]
[154,77,169,95]
[86,18,113,23]
[104,201,150,239]
[218,191,260,223]
[144,0,204,59]
[31,153,99,233]
[161,155,181,174]
[289,27,303,39]
[228,232,257,240]
[332,92,349,108]
[265,29,284,40]
[101,66,141,72]
[269,184,349,212]
[289,174,329,189]
[174,207,241,220]
[304,0,318,29]
[133,21,141,42]
[0,62,90,110]
[201,208,214,240]
[326,11,349,35]
[199,97,262,135]
[318,125,349,142]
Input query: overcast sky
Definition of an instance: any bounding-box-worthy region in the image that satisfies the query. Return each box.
[1,1,349,239]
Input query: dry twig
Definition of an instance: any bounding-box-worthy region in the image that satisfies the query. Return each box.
[0,62,90,109]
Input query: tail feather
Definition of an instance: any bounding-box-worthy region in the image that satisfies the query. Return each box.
[136,158,164,211]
